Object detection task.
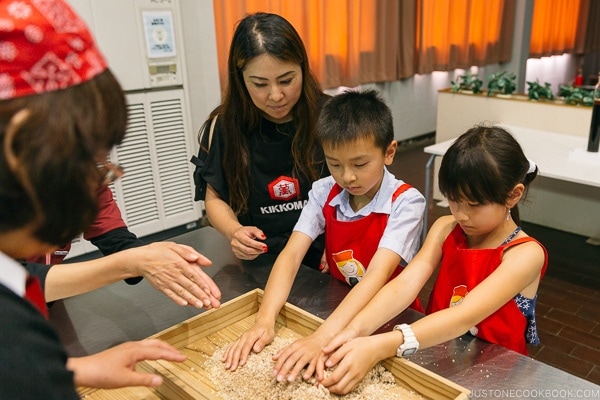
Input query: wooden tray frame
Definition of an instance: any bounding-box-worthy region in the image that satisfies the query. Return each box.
[79,289,470,399]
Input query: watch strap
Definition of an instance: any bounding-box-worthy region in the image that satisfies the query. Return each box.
[393,323,419,357]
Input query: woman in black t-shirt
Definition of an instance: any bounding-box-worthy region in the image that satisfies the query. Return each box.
[192,12,328,268]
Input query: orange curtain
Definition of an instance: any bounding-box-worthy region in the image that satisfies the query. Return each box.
[415,0,515,74]
[529,0,586,57]
[212,0,514,88]
[212,0,411,90]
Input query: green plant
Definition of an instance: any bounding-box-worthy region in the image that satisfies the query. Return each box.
[451,72,483,94]
[487,70,516,96]
[559,85,593,106]
[526,80,554,101]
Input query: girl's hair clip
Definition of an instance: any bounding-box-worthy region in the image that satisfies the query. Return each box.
[527,159,537,174]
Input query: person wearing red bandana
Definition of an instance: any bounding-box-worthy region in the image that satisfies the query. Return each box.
[10,2,222,309]
[0,0,205,397]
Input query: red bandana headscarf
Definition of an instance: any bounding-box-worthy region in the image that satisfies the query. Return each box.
[0,0,107,99]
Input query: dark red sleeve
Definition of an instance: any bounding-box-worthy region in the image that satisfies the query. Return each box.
[83,185,128,240]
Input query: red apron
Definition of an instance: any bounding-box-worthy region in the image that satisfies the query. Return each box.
[323,183,424,312]
[426,224,548,354]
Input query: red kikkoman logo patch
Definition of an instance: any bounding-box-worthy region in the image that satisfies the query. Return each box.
[268,175,300,201]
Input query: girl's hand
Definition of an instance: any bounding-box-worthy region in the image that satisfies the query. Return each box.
[321,327,359,360]
[221,321,275,371]
[319,335,383,395]
[67,339,186,389]
[317,327,359,381]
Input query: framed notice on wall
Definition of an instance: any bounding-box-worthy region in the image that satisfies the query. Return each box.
[142,10,176,59]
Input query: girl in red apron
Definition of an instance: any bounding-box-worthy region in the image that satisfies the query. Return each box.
[320,125,548,395]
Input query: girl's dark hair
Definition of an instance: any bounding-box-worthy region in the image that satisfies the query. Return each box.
[439,125,538,225]
[0,69,127,246]
[316,89,393,151]
[203,12,323,214]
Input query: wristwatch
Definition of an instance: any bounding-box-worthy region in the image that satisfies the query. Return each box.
[393,323,419,357]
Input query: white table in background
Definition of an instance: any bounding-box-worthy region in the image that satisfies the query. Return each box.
[422,125,600,242]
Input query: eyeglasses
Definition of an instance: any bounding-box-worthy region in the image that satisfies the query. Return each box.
[97,161,124,185]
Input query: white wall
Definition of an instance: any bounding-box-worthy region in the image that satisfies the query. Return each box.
[322,0,577,142]
[180,0,221,149]
[334,57,579,143]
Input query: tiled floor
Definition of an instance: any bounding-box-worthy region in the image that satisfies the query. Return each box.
[390,135,600,385]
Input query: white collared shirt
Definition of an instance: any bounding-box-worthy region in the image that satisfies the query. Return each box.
[294,167,425,262]
[0,251,27,296]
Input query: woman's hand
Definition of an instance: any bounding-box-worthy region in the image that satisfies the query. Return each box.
[67,339,186,389]
[221,320,275,371]
[133,242,222,309]
[319,250,330,273]
[230,226,268,260]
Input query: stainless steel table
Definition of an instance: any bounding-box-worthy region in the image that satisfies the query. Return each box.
[50,227,600,399]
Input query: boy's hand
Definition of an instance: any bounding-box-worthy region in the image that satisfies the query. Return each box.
[221,321,275,371]
[272,333,329,383]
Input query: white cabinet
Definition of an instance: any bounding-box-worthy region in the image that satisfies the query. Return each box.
[69,0,185,91]
[111,89,198,237]
[65,0,221,257]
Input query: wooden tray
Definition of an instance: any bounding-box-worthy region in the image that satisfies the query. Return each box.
[78,289,470,399]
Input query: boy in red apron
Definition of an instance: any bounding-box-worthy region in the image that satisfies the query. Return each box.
[320,125,547,395]
[222,90,426,382]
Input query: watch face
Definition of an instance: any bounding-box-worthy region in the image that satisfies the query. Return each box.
[402,348,417,356]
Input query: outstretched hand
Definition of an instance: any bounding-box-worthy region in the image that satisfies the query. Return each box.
[134,241,221,309]
[67,339,186,389]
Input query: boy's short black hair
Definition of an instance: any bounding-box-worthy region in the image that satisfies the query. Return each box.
[316,89,394,151]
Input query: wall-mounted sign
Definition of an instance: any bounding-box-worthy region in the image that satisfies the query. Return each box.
[142,10,176,58]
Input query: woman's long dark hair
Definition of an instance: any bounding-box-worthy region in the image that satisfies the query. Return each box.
[203,12,323,215]
[439,125,538,225]
[0,70,127,246]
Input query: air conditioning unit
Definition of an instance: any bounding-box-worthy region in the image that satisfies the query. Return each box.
[66,0,219,257]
